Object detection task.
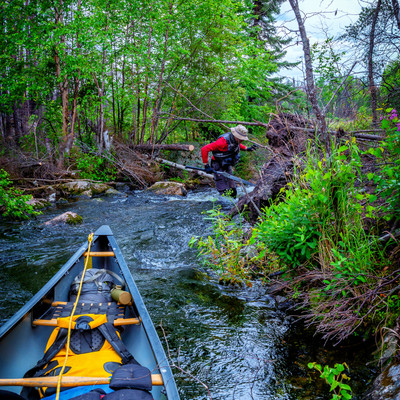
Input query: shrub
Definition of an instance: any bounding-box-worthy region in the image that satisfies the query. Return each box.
[189,206,278,285]
[253,140,366,270]
[367,107,400,219]
[0,169,41,220]
[76,151,117,182]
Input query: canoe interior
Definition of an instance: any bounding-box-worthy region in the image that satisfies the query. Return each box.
[0,225,178,400]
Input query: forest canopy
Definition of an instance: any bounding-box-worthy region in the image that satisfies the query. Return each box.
[0,0,290,167]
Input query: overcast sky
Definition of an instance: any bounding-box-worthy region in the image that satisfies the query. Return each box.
[276,0,364,80]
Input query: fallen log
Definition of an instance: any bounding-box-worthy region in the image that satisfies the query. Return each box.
[353,133,384,141]
[155,157,214,179]
[131,144,194,152]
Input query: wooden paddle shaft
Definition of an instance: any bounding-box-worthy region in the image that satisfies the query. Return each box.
[0,374,163,387]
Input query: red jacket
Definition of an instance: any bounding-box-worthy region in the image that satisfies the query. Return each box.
[201,137,247,164]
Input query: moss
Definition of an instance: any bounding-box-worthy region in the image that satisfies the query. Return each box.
[66,213,83,225]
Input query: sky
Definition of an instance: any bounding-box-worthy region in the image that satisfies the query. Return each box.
[275,0,364,80]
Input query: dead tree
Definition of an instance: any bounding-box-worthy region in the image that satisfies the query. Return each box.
[288,0,328,145]
[368,0,382,127]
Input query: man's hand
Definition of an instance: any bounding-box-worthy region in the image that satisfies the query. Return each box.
[246,144,258,152]
[204,164,214,174]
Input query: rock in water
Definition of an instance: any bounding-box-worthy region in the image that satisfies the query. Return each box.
[44,211,83,226]
[147,181,187,196]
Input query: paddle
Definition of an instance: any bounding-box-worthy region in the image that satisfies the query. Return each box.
[185,165,255,187]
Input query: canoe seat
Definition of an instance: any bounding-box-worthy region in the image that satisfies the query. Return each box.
[33,301,141,327]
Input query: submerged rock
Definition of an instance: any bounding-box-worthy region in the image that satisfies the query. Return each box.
[147,181,187,196]
[105,187,127,196]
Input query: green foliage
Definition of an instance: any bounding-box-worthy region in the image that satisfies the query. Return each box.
[312,38,345,109]
[308,362,352,400]
[0,0,290,152]
[0,169,41,220]
[366,108,400,219]
[311,38,369,119]
[330,108,373,132]
[381,59,400,111]
[252,188,321,267]
[76,152,117,182]
[189,206,279,285]
[253,140,366,269]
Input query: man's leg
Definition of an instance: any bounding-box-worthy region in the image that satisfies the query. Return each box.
[211,161,237,198]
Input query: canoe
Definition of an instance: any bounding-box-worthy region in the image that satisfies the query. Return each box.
[0,225,180,399]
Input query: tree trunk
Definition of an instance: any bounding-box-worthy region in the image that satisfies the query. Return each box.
[93,72,105,151]
[368,0,382,127]
[54,4,69,168]
[70,76,80,140]
[139,21,153,145]
[150,2,172,144]
[392,0,400,30]
[288,0,327,144]
[154,157,213,179]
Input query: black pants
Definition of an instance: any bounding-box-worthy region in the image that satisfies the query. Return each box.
[211,160,237,198]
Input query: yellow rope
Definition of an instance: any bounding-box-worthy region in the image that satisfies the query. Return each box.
[55,232,94,400]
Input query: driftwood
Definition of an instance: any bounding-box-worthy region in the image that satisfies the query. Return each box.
[131,144,194,152]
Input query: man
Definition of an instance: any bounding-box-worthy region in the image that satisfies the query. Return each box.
[201,124,257,198]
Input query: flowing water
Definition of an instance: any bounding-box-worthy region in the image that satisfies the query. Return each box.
[0,189,376,399]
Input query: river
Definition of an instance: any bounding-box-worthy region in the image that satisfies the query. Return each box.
[0,188,375,399]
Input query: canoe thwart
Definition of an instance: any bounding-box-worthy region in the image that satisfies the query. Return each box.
[83,251,115,257]
[0,374,163,387]
[33,317,140,327]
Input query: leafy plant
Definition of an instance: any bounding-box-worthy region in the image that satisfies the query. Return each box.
[366,107,400,219]
[189,206,278,285]
[308,362,352,400]
[253,140,366,269]
[76,151,117,182]
[0,169,41,220]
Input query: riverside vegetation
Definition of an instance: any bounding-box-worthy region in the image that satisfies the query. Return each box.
[190,109,400,398]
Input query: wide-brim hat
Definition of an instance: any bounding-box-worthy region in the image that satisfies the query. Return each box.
[231,124,249,141]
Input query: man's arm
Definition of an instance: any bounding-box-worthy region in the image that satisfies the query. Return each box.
[201,137,228,164]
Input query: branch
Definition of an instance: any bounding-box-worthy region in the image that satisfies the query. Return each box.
[163,82,229,129]
[159,322,213,399]
[323,61,358,114]
[157,114,269,128]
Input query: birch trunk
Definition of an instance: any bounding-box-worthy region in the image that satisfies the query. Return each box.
[368,0,382,127]
[288,0,327,144]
